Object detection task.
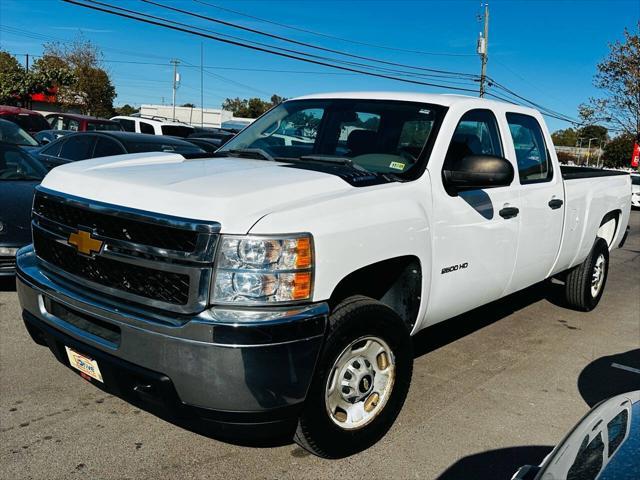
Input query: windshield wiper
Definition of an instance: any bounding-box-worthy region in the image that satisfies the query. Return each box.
[227,148,275,162]
[298,155,354,167]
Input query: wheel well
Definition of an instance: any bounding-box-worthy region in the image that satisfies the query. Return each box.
[598,210,621,247]
[329,256,422,330]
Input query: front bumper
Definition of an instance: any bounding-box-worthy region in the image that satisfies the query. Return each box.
[16,246,328,424]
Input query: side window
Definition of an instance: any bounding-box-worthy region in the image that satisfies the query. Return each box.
[59,135,96,161]
[444,109,503,168]
[51,116,64,130]
[567,433,604,480]
[94,137,125,157]
[64,118,80,132]
[40,139,64,157]
[607,409,628,457]
[118,119,136,132]
[506,113,552,184]
[139,122,155,134]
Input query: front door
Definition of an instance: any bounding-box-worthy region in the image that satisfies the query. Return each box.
[427,108,520,324]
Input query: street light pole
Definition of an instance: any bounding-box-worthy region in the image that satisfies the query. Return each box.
[597,140,605,168]
[576,137,584,164]
[586,137,598,166]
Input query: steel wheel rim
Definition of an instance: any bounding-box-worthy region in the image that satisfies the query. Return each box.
[324,336,395,430]
[591,253,606,297]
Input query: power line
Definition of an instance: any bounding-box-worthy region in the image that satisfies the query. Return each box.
[192,0,476,58]
[62,0,482,93]
[0,24,170,62]
[82,0,479,85]
[140,0,479,79]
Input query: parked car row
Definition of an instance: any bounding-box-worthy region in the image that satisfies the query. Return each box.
[35,131,206,170]
[0,106,237,148]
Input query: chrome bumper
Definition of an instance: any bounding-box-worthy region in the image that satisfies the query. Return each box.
[16,246,328,414]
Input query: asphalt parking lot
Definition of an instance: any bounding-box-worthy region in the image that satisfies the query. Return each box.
[1,211,639,480]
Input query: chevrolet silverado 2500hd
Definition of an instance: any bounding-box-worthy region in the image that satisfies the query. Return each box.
[16,93,632,458]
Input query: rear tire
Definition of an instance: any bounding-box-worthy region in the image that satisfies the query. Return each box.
[565,237,609,311]
[294,296,413,458]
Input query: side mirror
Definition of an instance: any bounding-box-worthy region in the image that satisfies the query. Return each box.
[39,137,51,145]
[511,465,541,480]
[443,155,514,194]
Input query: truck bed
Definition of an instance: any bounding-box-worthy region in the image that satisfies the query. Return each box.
[561,165,630,180]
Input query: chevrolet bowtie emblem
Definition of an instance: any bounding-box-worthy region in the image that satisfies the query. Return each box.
[68,229,103,256]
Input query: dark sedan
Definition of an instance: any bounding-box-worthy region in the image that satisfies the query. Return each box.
[33,129,72,145]
[35,131,205,170]
[0,143,47,276]
[0,118,41,153]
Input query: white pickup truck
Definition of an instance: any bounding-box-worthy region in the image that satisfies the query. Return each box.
[16,92,632,458]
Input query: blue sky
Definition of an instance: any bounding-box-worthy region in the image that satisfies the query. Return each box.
[0,0,637,132]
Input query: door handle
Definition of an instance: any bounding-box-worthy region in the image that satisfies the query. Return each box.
[499,206,519,219]
[548,199,564,209]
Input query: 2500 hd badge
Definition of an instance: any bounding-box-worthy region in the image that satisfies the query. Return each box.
[441,262,469,274]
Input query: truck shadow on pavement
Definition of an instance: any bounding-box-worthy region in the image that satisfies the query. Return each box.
[577,349,640,407]
[412,280,565,358]
[435,445,553,480]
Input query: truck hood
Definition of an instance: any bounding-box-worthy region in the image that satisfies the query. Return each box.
[41,152,354,233]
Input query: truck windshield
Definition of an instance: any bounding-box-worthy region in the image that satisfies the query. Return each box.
[218,99,444,177]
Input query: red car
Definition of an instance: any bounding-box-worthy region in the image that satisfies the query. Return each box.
[0,105,51,134]
[45,113,123,132]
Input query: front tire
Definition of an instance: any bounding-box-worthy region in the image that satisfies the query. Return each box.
[294,296,413,458]
[565,237,610,311]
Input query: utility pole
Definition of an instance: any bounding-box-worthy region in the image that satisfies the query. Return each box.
[170,59,180,121]
[200,43,204,128]
[25,54,30,108]
[477,3,489,97]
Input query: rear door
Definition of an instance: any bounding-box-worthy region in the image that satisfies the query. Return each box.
[503,112,564,294]
[427,108,520,323]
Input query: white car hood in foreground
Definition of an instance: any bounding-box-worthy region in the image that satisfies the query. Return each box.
[41,153,353,233]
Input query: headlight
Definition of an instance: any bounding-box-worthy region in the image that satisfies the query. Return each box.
[212,234,313,304]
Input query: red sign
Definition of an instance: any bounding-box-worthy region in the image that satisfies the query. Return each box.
[30,86,58,104]
[632,141,640,168]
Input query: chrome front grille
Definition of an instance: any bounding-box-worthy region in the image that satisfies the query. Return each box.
[31,187,220,314]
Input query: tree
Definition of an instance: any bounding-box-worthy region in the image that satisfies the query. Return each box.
[222,94,285,118]
[585,23,639,136]
[114,104,139,116]
[602,133,635,168]
[42,37,116,118]
[180,102,196,108]
[579,125,608,144]
[270,94,286,105]
[551,128,579,147]
[0,50,74,106]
